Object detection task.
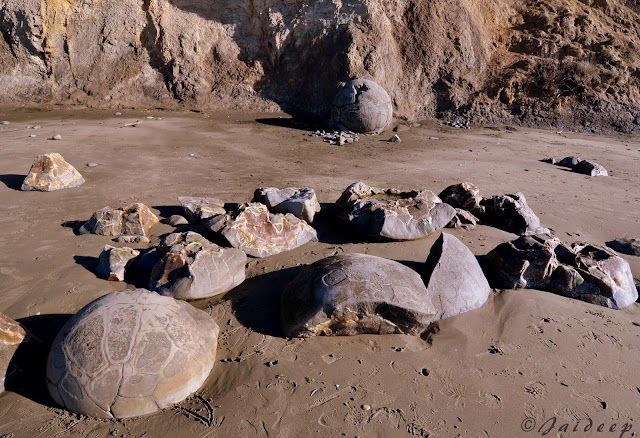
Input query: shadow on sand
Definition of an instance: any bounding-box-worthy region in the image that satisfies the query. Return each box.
[0,174,25,191]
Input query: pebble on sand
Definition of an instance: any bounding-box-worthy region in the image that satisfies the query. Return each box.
[51,134,62,140]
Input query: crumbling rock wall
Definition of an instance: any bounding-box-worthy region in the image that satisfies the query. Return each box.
[1,0,639,131]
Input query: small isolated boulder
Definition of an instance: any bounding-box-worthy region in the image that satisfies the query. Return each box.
[557,156,581,168]
[438,182,482,213]
[97,245,140,281]
[331,79,393,134]
[485,235,638,309]
[178,196,225,223]
[149,232,246,300]
[479,192,548,235]
[606,238,640,256]
[336,181,456,240]
[80,204,159,237]
[1,313,26,393]
[422,234,491,319]
[21,153,85,191]
[573,160,608,176]
[252,187,320,223]
[282,254,436,337]
[46,289,219,419]
[214,203,318,258]
[164,215,189,226]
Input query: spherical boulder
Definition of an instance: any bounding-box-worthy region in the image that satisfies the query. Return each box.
[331,79,393,133]
[46,289,219,419]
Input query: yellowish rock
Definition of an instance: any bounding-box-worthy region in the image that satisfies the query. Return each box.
[21,153,85,191]
[1,313,27,393]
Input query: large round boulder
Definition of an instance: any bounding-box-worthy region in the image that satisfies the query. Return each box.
[46,289,219,419]
[331,79,393,133]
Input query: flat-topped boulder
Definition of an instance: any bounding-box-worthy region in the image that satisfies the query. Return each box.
[149,232,246,300]
[1,313,26,393]
[211,203,318,258]
[79,203,159,237]
[21,153,85,191]
[178,196,225,223]
[336,181,456,240]
[253,187,321,223]
[331,79,393,134]
[485,235,638,309]
[47,289,219,419]
[282,253,436,337]
[97,245,140,281]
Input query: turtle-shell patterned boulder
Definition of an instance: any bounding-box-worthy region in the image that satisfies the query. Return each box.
[46,289,219,419]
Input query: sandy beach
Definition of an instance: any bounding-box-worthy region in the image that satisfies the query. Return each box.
[0,109,639,437]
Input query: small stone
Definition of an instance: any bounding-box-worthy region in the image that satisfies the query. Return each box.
[21,153,85,191]
[362,404,371,411]
[114,235,150,244]
[29,134,36,138]
[86,163,98,167]
[114,112,122,116]
[97,245,140,281]
[573,160,608,176]
[541,157,556,164]
[1,121,10,125]
[165,215,189,226]
[388,134,402,143]
[51,134,62,140]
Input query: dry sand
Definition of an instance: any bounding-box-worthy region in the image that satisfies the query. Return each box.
[0,109,639,437]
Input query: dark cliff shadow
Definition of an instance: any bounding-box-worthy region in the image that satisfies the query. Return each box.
[228,266,301,338]
[0,174,25,191]
[6,314,72,407]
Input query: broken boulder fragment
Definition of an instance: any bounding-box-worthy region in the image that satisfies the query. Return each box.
[178,196,225,223]
[478,192,549,235]
[484,235,638,309]
[252,187,321,223]
[557,156,581,169]
[573,160,608,176]
[438,182,482,213]
[446,208,479,230]
[214,203,318,258]
[282,253,436,337]
[97,245,140,281]
[606,238,640,256]
[21,153,85,191]
[336,181,456,240]
[1,313,26,393]
[149,232,246,300]
[79,204,159,237]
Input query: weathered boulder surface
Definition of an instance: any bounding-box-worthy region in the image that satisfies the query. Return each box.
[331,79,393,133]
[336,181,456,240]
[282,253,437,337]
[446,208,480,230]
[253,187,320,223]
[80,204,159,237]
[485,235,638,309]
[178,197,225,223]
[212,203,318,258]
[606,238,640,256]
[557,156,581,169]
[46,289,219,419]
[149,232,246,300]
[438,182,482,213]
[97,245,140,281]
[422,234,491,319]
[479,192,549,235]
[0,313,26,393]
[21,153,85,191]
[573,160,608,176]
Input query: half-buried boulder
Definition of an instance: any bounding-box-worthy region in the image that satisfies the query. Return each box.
[485,235,638,309]
[253,187,320,223]
[331,79,393,134]
[282,253,436,337]
[149,232,246,300]
[422,234,491,319]
[211,203,318,258]
[79,204,159,237]
[97,245,140,281]
[21,153,85,191]
[1,313,26,393]
[336,181,456,240]
[46,289,219,419]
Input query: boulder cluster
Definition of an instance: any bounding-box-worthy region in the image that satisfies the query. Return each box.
[542,155,609,176]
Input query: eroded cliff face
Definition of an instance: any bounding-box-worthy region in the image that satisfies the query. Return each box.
[1,0,639,131]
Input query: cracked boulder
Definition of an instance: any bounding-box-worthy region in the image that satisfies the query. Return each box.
[336,181,456,240]
[212,203,318,258]
[253,187,320,223]
[485,235,638,309]
[438,182,482,213]
[573,160,608,176]
[1,313,26,393]
[282,253,436,337]
[422,234,491,319]
[79,204,159,237]
[97,245,140,282]
[178,197,226,223]
[331,79,393,133]
[21,153,85,191]
[46,289,219,419]
[478,192,549,235]
[149,232,246,300]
